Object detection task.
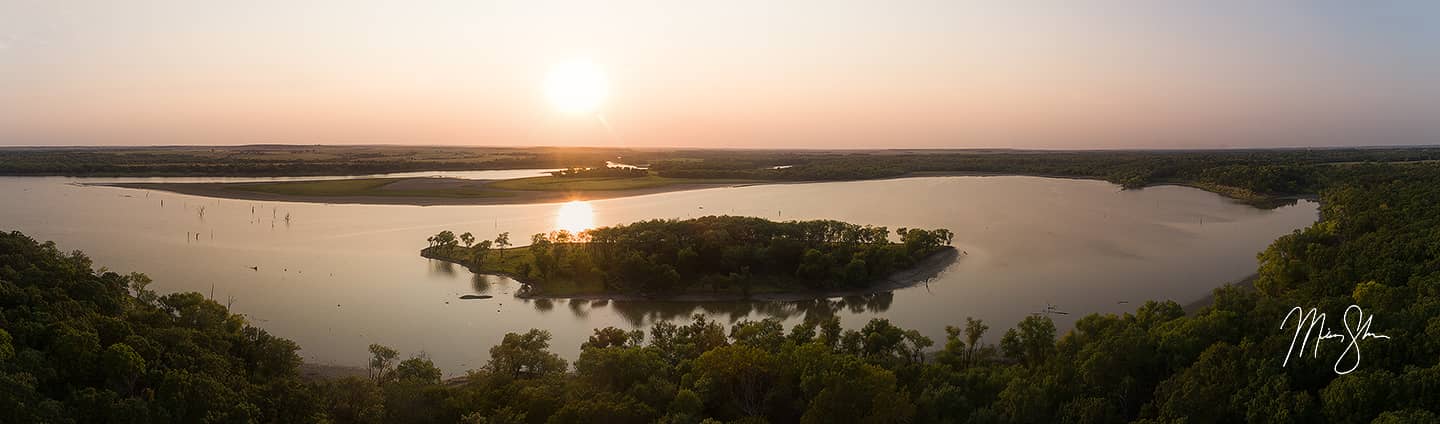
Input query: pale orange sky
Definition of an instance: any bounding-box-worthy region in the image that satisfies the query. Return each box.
[1,1,1437,148]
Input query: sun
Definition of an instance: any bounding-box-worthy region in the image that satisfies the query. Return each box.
[544,59,609,115]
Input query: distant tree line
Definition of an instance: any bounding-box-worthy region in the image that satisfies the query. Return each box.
[547,167,648,178]
[13,146,1440,198]
[648,147,1440,198]
[0,146,637,177]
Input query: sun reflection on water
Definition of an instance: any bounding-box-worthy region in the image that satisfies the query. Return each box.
[555,200,595,234]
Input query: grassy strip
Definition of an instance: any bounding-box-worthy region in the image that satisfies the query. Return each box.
[221,173,756,199]
[226,178,513,198]
[228,178,399,196]
[1152,180,1304,208]
[487,174,758,191]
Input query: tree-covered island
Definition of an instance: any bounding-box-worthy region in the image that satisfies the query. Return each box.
[421,216,956,299]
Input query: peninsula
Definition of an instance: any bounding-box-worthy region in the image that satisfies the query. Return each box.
[101,166,761,206]
[421,216,957,301]
[44,145,1440,207]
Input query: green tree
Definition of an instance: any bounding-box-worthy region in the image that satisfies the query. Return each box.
[0,329,13,362]
[1149,342,1246,423]
[317,377,386,424]
[128,272,159,306]
[729,319,786,351]
[661,389,705,424]
[393,355,442,384]
[369,344,400,384]
[461,408,527,424]
[1372,410,1440,424]
[433,230,458,248]
[486,330,566,379]
[649,315,729,367]
[1000,315,1055,366]
[574,345,667,395]
[690,345,777,419]
[676,247,701,276]
[101,343,146,394]
[1320,369,1393,424]
[842,257,869,287]
[798,355,915,424]
[796,248,833,283]
[582,327,644,350]
[473,240,493,267]
[494,232,511,250]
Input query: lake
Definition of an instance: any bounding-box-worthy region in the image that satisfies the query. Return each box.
[0,172,1317,375]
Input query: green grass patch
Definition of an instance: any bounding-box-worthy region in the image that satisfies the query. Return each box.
[488,174,757,191]
[228,178,513,198]
[229,178,400,196]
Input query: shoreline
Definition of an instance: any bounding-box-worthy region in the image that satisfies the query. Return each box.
[905,171,1318,207]
[97,179,751,206]
[1183,273,1259,315]
[94,172,1311,208]
[423,246,960,302]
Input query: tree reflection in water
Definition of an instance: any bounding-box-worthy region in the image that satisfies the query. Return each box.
[555,291,898,327]
[428,259,456,276]
[530,298,554,312]
[566,298,590,318]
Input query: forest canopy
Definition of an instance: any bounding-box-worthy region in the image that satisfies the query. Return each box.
[0,231,313,423]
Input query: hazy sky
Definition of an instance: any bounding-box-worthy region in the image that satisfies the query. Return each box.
[1,1,1437,149]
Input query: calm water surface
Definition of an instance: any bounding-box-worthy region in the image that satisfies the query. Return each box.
[0,172,1317,375]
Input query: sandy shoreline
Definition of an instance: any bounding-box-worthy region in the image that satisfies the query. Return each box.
[95,171,1303,208]
[94,173,1092,207]
[99,179,749,206]
[424,247,960,302]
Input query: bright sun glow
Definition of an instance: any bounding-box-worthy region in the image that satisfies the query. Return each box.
[544,59,609,115]
[555,200,595,234]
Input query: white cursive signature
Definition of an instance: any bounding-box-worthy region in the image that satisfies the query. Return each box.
[1280,304,1391,375]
